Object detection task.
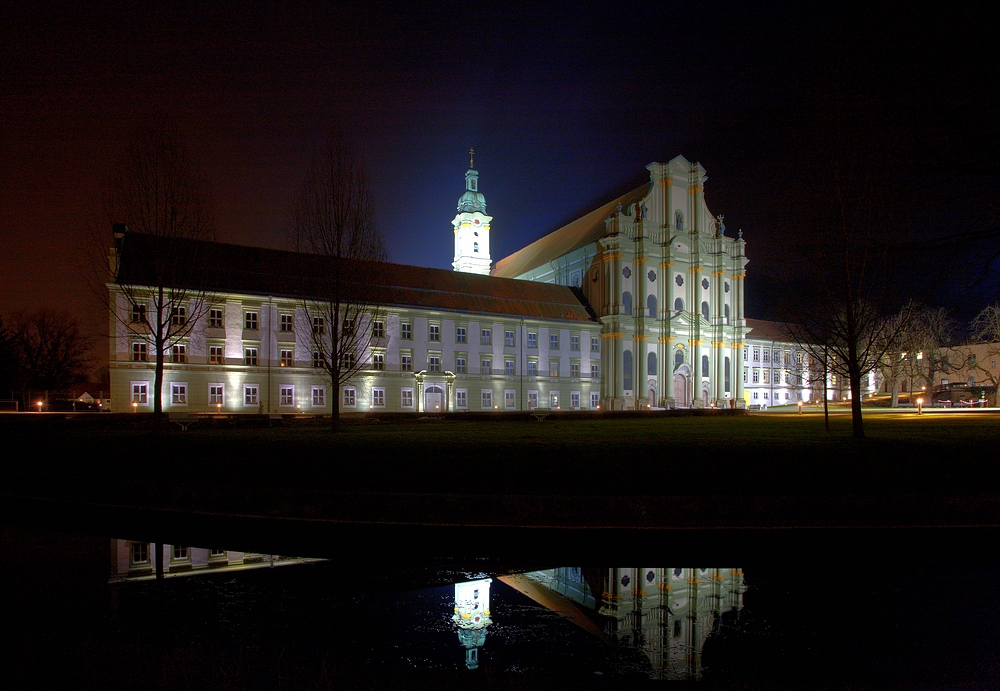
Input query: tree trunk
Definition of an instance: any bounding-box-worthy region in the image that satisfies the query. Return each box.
[849,369,865,438]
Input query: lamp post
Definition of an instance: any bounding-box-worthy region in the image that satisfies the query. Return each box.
[798,400,803,415]
[36,401,43,413]
[917,397,923,415]
[132,402,137,413]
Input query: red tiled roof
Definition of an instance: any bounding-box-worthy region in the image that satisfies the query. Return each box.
[115,232,599,323]
[745,318,794,342]
[492,184,651,279]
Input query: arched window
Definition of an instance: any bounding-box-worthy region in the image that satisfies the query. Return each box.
[675,210,684,231]
[473,242,479,253]
[701,301,709,320]
[724,356,731,393]
[674,349,684,368]
[648,352,657,376]
[622,291,632,316]
[702,354,710,375]
[647,295,657,318]
[623,350,633,390]
[674,297,684,312]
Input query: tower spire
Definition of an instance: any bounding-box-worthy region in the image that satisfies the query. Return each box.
[469,147,475,168]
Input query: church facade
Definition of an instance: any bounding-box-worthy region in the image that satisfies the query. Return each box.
[108,155,815,413]
[494,156,748,409]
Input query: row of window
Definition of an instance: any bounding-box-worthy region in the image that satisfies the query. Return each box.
[130,543,226,567]
[744,347,805,366]
[131,382,327,407]
[620,293,731,322]
[746,369,803,385]
[342,387,600,410]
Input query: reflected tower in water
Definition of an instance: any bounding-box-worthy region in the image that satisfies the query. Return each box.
[453,578,492,669]
[524,567,745,679]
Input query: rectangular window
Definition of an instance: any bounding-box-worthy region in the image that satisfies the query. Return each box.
[774,350,781,365]
[456,326,467,343]
[312,386,326,407]
[209,384,224,405]
[341,350,356,369]
[209,308,223,328]
[550,392,559,409]
[400,322,412,340]
[752,369,760,383]
[131,382,148,404]
[549,359,560,377]
[591,392,600,409]
[372,352,385,371]
[132,342,147,362]
[456,357,467,374]
[244,348,258,366]
[429,324,440,342]
[744,347,749,361]
[130,542,148,566]
[571,392,580,409]
[279,349,293,367]
[429,355,441,372]
[762,369,770,384]
[796,351,803,365]
[550,333,559,350]
[343,387,356,407]
[245,311,259,330]
[171,306,186,326]
[775,369,782,384]
[244,385,259,406]
[753,347,760,361]
[481,390,492,409]
[401,353,413,372]
[570,335,580,351]
[481,328,492,346]
[591,336,600,352]
[172,545,188,561]
[209,345,224,364]
[505,390,515,409]
[528,360,538,376]
[456,390,467,408]
[528,390,538,409]
[401,389,413,408]
[743,368,748,383]
[171,344,187,363]
[480,358,491,375]
[279,385,294,406]
[312,351,322,368]
[528,332,537,349]
[591,363,599,379]
[312,316,325,335]
[570,362,580,378]
[505,329,515,347]
[372,321,385,339]
[131,304,146,323]
[372,388,385,407]
[280,314,294,332]
[762,349,770,363]
[504,359,515,376]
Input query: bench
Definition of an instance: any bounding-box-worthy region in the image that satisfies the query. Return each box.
[748,404,761,411]
[168,413,199,431]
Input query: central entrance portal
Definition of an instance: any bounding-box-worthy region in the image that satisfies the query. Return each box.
[424,385,444,413]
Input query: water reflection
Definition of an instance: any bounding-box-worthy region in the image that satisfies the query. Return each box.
[109,539,323,582]
[453,578,492,669]
[500,567,745,680]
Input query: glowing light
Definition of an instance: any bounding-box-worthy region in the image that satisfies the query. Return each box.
[132,402,138,412]
[36,401,43,412]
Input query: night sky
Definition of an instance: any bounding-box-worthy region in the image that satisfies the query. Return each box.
[3,2,996,371]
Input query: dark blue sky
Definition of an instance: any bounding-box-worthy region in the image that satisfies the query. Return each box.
[2,1,996,354]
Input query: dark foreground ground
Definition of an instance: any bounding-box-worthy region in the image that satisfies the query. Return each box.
[2,408,999,563]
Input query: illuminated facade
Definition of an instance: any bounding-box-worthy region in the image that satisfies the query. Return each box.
[494,156,749,409]
[452,150,492,276]
[522,566,745,680]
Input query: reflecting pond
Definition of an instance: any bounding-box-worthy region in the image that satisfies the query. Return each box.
[3,525,1000,687]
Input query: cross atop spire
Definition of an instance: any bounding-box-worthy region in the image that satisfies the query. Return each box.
[469,148,475,169]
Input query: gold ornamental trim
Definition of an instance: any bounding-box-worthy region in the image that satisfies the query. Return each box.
[711,341,726,347]
[689,265,703,273]
[634,255,647,265]
[602,332,625,341]
[689,339,704,346]
[660,261,674,268]
[659,336,676,344]
[689,185,703,195]
[633,334,650,342]
[603,252,623,262]
[711,270,726,277]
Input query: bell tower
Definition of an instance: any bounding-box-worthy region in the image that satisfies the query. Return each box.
[452,149,493,275]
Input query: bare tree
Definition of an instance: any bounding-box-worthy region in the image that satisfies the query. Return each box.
[292,132,387,430]
[7,310,93,404]
[104,119,216,413]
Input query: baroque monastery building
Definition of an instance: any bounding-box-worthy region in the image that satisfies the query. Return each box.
[108,155,811,413]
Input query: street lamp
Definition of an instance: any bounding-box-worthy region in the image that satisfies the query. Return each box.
[797,401,803,415]
[132,401,137,413]
[917,397,924,415]
[36,401,43,413]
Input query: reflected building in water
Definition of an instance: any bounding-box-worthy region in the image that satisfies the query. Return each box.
[109,540,321,582]
[453,578,492,669]
[517,567,744,680]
